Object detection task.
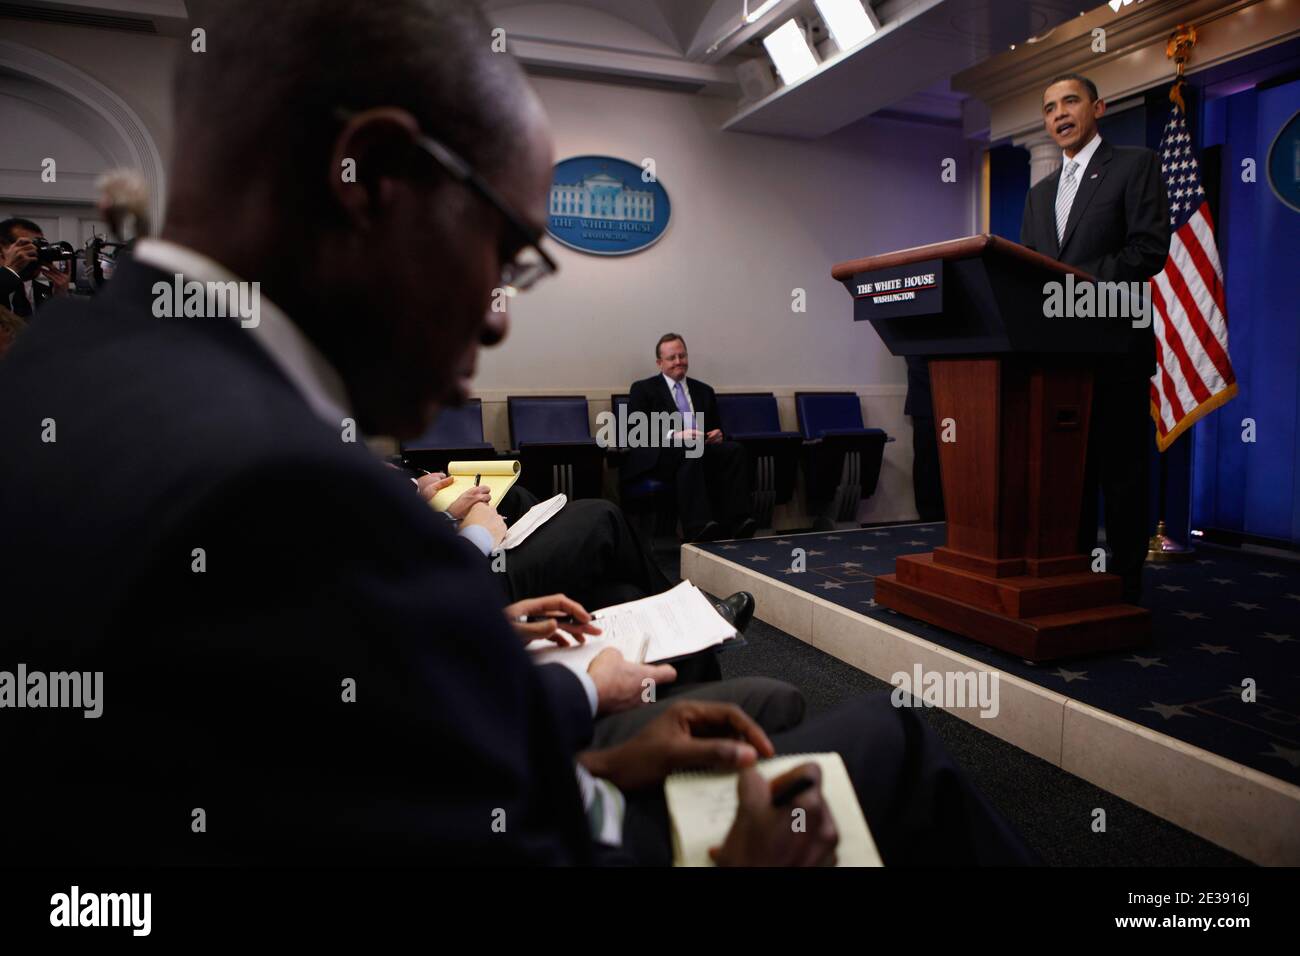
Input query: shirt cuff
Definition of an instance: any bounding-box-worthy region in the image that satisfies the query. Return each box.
[575,669,599,717]
[458,523,495,557]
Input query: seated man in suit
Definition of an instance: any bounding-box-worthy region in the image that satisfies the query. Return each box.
[1019,73,1170,604]
[0,217,70,317]
[624,333,757,542]
[414,469,753,628]
[411,470,677,610]
[413,468,783,715]
[0,0,1030,866]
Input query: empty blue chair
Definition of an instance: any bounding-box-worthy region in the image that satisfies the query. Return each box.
[507,395,604,499]
[609,393,675,538]
[795,391,890,523]
[400,398,495,474]
[715,392,803,528]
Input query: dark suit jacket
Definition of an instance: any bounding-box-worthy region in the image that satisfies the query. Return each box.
[623,374,721,479]
[1019,139,1170,380]
[0,265,48,316]
[0,258,598,865]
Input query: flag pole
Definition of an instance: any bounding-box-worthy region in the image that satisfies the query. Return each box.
[1147,24,1198,564]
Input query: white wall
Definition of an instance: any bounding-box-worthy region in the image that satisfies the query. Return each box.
[487,74,976,392]
[478,74,977,521]
[0,21,176,221]
[0,20,177,166]
[0,89,113,205]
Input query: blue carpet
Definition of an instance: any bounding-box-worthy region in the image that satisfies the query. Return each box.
[695,524,1300,788]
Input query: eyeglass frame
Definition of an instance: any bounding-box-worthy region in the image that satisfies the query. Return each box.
[333,107,558,294]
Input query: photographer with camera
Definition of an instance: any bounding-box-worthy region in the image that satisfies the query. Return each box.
[1,217,72,317]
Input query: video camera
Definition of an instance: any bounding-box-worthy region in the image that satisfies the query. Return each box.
[21,235,124,294]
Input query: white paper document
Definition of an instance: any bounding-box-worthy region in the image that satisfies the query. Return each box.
[525,580,735,673]
[500,494,566,550]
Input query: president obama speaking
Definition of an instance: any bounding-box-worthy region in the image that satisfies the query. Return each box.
[1020,73,1170,604]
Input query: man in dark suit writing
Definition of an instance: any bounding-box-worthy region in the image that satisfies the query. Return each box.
[624,333,757,542]
[1019,73,1170,604]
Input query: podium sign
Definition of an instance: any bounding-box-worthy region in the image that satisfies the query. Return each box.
[847,257,944,320]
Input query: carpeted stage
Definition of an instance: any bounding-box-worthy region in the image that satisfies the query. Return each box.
[684,523,1300,865]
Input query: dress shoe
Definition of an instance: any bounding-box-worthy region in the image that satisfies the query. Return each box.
[731,517,758,540]
[713,591,755,633]
[685,520,724,543]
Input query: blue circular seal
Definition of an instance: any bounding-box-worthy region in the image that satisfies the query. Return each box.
[546,155,671,256]
[1267,110,1300,214]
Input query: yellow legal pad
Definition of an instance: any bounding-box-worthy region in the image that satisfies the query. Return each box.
[426,460,520,512]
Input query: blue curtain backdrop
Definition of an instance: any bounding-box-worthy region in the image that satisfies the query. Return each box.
[1192,76,1300,547]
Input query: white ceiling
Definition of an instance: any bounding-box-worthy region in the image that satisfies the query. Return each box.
[483,0,1094,135]
[3,0,1117,136]
[482,0,739,54]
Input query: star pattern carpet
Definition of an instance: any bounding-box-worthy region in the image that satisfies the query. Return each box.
[695,524,1300,787]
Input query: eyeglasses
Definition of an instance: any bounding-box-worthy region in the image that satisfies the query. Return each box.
[334,108,558,294]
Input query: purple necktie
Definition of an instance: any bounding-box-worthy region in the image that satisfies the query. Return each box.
[673,381,694,431]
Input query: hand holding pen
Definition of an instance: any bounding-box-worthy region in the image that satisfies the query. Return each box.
[505,594,602,647]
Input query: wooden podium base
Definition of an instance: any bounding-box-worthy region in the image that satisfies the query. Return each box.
[875,554,1150,662]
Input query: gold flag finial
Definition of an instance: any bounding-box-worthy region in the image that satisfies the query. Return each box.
[1166,24,1198,112]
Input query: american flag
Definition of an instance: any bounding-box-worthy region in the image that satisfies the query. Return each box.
[1149,101,1237,451]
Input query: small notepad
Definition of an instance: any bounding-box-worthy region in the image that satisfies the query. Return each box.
[426,460,520,512]
[664,752,882,867]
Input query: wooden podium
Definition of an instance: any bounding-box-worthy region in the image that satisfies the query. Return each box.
[833,234,1150,662]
